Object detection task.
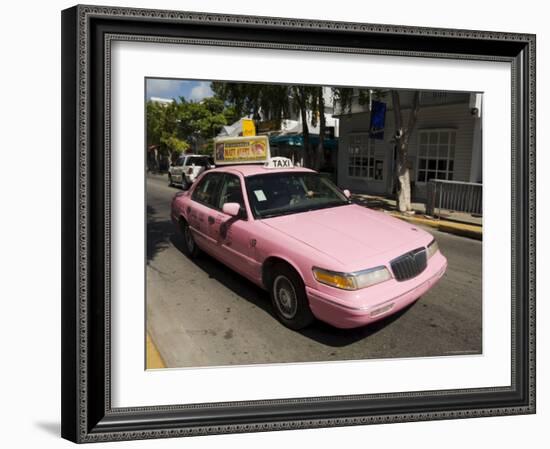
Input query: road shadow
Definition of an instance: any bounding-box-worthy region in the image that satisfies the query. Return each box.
[299,304,415,347]
[169,232,417,348]
[169,232,274,319]
[147,205,174,263]
[351,194,391,210]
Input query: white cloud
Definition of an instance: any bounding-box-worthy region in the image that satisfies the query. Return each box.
[146,79,181,98]
[189,82,213,101]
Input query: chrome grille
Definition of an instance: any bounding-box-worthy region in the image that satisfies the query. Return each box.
[390,247,427,281]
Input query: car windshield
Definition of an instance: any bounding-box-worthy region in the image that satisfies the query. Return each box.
[245,172,349,219]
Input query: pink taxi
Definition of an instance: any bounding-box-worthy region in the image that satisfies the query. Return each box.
[171,159,447,330]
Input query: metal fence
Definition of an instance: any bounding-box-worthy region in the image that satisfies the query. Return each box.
[426,180,483,216]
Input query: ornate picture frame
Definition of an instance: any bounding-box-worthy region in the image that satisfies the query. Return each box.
[61,4,535,443]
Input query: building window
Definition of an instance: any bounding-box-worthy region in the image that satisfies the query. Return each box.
[348,134,383,180]
[417,130,456,183]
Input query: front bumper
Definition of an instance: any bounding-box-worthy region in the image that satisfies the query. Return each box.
[306,251,447,329]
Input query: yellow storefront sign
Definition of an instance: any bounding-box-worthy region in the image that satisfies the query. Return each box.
[214,136,270,165]
[242,119,256,136]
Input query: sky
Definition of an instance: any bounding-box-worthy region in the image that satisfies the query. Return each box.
[146,79,214,102]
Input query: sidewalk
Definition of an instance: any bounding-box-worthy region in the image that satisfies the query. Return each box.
[352,194,482,241]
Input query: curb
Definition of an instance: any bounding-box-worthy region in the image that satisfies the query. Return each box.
[388,212,482,241]
[146,333,166,369]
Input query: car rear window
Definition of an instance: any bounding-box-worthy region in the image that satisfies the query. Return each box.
[187,157,209,167]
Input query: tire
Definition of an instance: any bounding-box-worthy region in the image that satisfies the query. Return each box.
[180,178,189,190]
[179,218,200,258]
[168,173,173,186]
[269,263,314,330]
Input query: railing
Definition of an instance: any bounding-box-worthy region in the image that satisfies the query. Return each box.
[426,180,482,216]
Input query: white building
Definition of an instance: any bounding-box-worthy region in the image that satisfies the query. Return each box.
[334,90,482,202]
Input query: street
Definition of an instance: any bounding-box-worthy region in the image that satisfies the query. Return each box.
[146,173,482,368]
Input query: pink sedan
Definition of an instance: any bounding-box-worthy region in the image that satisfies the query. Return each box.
[171,162,447,330]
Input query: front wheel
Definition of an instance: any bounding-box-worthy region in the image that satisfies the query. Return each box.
[179,218,200,258]
[269,264,314,330]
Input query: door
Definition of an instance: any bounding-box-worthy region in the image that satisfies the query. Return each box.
[210,174,258,279]
[188,172,224,252]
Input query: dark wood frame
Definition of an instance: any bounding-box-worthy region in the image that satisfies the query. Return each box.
[61,4,536,443]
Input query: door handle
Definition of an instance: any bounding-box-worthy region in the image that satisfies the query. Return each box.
[208,216,215,225]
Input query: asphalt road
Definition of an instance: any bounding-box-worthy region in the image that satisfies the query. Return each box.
[146,173,482,368]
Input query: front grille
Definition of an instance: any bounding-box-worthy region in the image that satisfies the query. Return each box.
[390,247,427,281]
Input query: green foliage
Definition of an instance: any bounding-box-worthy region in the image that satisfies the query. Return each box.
[222,105,240,125]
[148,81,388,171]
[212,81,290,126]
[146,101,166,146]
[332,87,354,114]
[332,87,386,114]
[161,136,189,154]
[146,86,230,158]
[199,140,215,156]
[175,99,227,139]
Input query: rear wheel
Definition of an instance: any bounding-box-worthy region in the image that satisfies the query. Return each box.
[269,263,314,330]
[179,218,200,258]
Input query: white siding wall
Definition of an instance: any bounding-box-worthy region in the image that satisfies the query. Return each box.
[338,102,476,201]
[337,111,391,195]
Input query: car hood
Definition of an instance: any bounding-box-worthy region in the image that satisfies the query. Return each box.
[261,204,430,268]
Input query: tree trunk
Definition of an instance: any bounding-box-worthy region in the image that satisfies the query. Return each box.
[299,98,310,168]
[154,148,160,173]
[395,140,411,213]
[391,90,420,213]
[316,87,326,171]
[291,87,312,168]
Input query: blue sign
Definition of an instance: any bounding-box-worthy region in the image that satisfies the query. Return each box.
[369,100,386,140]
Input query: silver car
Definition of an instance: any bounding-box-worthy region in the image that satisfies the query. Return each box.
[168,155,215,189]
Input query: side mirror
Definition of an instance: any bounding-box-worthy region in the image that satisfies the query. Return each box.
[222,202,241,217]
[343,189,351,199]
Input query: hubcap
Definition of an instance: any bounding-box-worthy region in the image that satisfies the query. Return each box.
[273,275,298,320]
[183,224,194,250]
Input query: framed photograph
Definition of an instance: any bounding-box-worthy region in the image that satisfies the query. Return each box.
[61,4,536,443]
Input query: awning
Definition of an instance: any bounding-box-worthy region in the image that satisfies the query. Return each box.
[269,134,338,150]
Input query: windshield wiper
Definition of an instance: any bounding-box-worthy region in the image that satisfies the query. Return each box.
[259,210,297,219]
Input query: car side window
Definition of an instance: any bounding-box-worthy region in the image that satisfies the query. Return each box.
[218,174,245,212]
[191,173,224,208]
[175,157,185,167]
[188,157,208,167]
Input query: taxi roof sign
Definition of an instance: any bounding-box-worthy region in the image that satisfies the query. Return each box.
[214,136,270,165]
[264,157,293,169]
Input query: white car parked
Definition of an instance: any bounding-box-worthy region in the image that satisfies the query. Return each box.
[168,154,215,189]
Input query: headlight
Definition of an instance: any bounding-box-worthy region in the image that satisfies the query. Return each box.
[312,266,392,290]
[427,239,439,259]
